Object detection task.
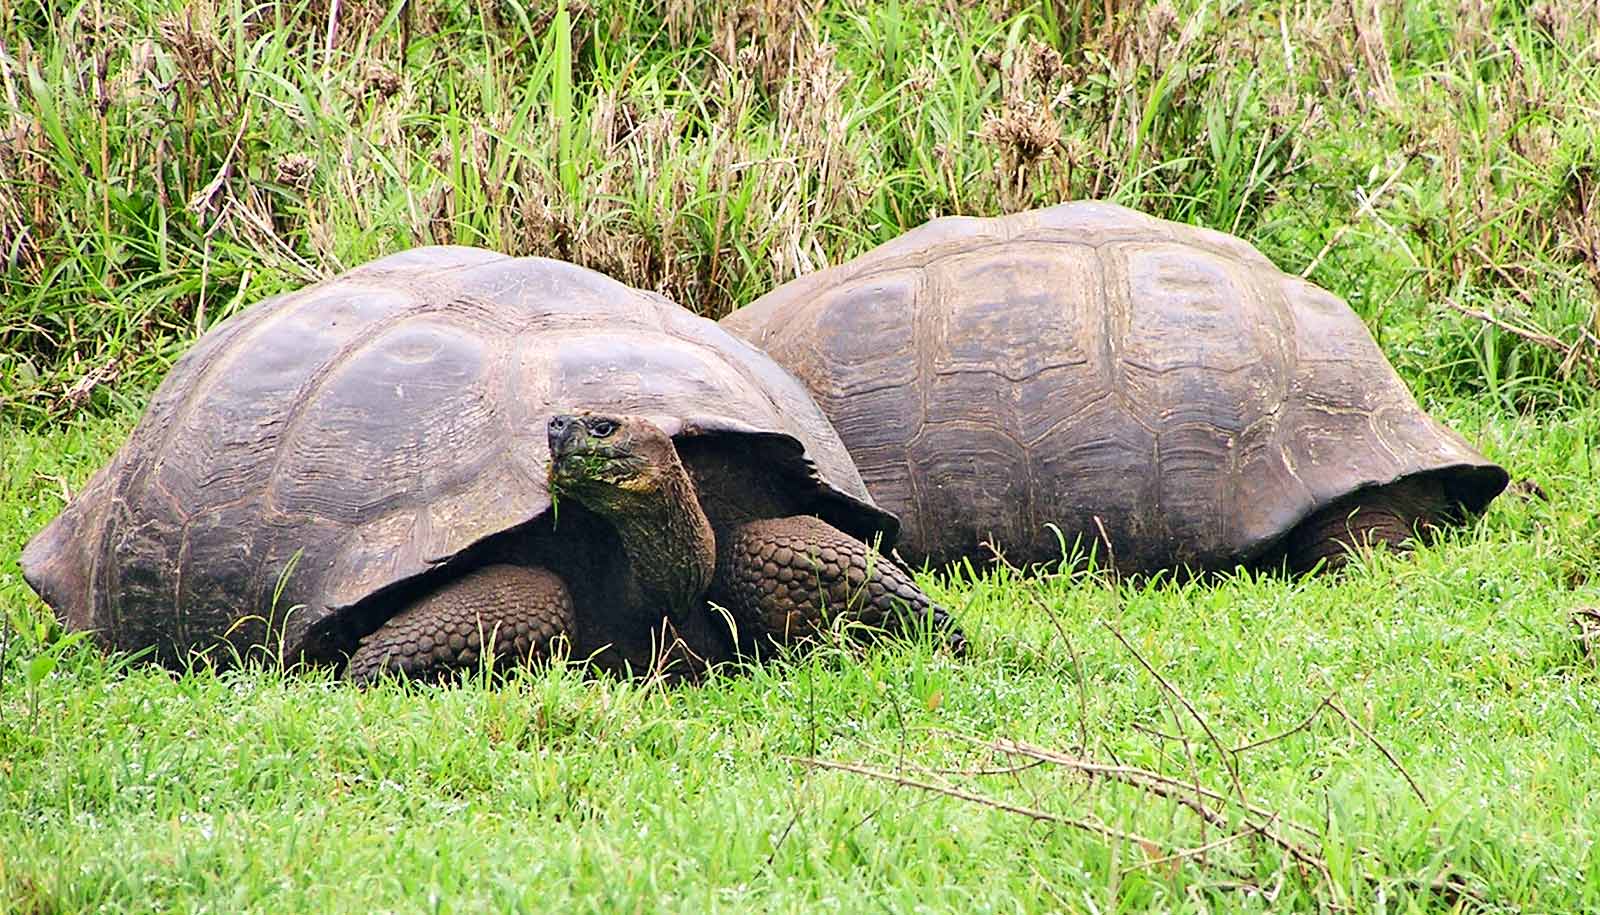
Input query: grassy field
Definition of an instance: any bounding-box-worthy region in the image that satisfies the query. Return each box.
[3,0,1600,911]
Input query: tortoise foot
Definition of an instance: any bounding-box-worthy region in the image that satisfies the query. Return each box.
[1278,477,1457,575]
[345,564,575,684]
[710,516,966,657]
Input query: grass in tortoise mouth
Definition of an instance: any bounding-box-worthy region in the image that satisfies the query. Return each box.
[545,452,620,528]
[547,451,611,492]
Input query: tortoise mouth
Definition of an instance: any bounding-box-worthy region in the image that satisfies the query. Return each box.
[544,412,651,496]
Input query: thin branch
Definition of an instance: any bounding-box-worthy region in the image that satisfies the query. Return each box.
[787,755,1164,848]
[823,733,1492,909]
[1231,696,1333,754]
[1443,297,1594,375]
[994,739,1336,892]
[1101,621,1250,806]
[1122,827,1256,875]
[989,738,1489,908]
[1028,864,1076,910]
[982,737,1322,840]
[186,111,250,220]
[925,758,1051,778]
[1028,592,1092,755]
[1090,516,1119,578]
[1131,720,1192,744]
[1325,697,1429,808]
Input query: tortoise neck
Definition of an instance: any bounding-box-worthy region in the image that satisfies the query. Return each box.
[601,454,717,619]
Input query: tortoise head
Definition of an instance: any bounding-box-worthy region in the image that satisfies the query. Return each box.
[547,411,717,620]
[547,412,682,512]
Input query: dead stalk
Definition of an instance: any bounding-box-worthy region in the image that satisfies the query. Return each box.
[1100,621,1250,806]
[1325,697,1429,807]
[1444,297,1595,376]
[786,755,1163,848]
[1121,827,1255,875]
[1231,695,1332,753]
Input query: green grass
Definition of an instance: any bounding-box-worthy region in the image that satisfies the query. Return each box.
[4,0,1600,911]
[4,394,1600,912]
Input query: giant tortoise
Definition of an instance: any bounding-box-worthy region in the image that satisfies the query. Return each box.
[720,202,1509,574]
[22,247,961,682]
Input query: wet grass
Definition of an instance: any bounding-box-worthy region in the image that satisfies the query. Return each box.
[4,394,1599,912]
[3,0,1600,911]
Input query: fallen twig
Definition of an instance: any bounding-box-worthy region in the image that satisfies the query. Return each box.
[792,752,1270,888]
[1130,720,1190,744]
[1122,826,1255,875]
[787,755,1162,848]
[925,758,1051,778]
[1101,621,1250,807]
[1443,297,1595,376]
[1231,696,1332,754]
[962,734,1320,840]
[991,738,1335,890]
[988,737,1489,907]
[1326,697,1429,808]
[800,733,1492,908]
[1027,592,1092,755]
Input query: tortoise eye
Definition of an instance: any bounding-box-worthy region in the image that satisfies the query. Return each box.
[589,419,618,438]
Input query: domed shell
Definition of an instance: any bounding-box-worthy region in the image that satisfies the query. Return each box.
[721,201,1508,572]
[22,247,894,665]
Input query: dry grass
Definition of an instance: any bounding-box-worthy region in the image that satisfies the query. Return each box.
[0,0,1597,420]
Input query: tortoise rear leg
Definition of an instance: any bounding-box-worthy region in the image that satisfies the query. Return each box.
[1279,477,1457,575]
[345,564,575,684]
[709,516,966,657]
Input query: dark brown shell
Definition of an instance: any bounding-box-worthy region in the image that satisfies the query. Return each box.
[21,247,893,665]
[720,202,1509,573]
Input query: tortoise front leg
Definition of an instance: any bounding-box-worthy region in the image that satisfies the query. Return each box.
[345,564,575,684]
[709,516,966,657]
[1277,477,1457,575]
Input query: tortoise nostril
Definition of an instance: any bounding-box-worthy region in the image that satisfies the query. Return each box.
[548,415,581,454]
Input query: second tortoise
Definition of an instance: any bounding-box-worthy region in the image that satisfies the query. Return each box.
[721,202,1509,575]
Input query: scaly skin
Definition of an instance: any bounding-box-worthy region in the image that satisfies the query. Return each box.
[345,564,574,683]
[710,515,967,656]
[1277,476,1456,574]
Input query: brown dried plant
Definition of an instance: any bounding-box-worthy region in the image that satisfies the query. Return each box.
[978,37,1070,210]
